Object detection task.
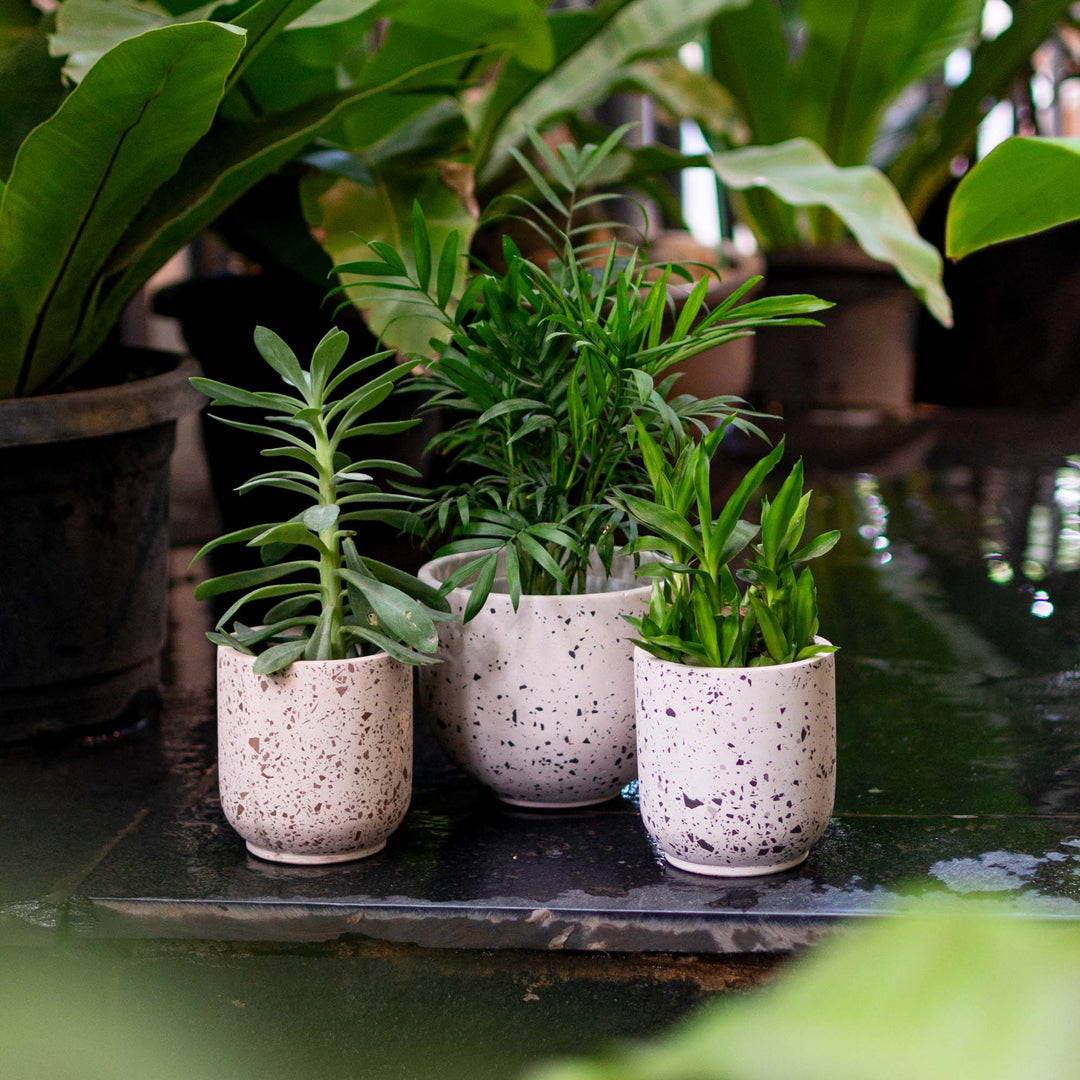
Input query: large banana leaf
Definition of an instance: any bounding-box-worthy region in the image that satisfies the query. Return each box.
[710,138,952,325]
[0,21,246,397]
[474,0,753,186]
[946,136,1080,259]
[890,0,1074,221]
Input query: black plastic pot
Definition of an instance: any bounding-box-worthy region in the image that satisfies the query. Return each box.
[0,355,203,744]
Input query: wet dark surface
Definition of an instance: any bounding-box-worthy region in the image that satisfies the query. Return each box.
[3,417,1080,954]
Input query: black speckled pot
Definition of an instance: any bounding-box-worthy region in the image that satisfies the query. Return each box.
[418,552,650,807]
[634,644,836,876]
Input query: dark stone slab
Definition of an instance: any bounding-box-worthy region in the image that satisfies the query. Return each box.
[4,429,1080,952]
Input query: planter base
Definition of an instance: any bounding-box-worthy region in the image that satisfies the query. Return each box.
[501,795,617,810]
[665,851,808,878]
[245,840,387,865]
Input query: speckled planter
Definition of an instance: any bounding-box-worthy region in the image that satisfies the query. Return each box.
[217,647,413,864]
[418,552,651,808]
[635,644,836,876]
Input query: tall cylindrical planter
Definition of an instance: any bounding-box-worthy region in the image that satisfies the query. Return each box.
[418,552,650,808]
[217,648,413,864]
[635,645,836,876]
[0,354,203,743]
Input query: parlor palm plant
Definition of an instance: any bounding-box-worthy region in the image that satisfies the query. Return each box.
[336,129,833,618]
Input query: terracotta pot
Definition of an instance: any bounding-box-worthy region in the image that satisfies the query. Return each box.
[217,648,413,864]
[418,552,650,808]
[752,244,917,417]
[634,644,836,876]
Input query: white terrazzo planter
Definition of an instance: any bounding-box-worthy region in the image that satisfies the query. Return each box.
[217,647,413,864]
[418,552,651,807]
[634,644,836,876]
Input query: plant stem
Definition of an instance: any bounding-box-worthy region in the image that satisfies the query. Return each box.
[313,418,345,659]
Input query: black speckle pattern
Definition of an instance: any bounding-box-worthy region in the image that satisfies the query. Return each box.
[634,646,836,876]
[418,553,650,807]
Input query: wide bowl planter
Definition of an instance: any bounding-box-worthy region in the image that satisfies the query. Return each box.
[0,353,202,743]
[634,644,836,876]
[217,647,413,864]
[418,552,651,808]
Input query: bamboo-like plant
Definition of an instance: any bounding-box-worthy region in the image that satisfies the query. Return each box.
[335,129,832,618]
[190,326,450,675]
[610,420,839,667]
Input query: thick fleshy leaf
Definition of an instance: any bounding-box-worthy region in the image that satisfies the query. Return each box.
[252,638,310,675]
[338,569,439,652]
[0,21,246,397]
[709,138,952,325]
[946,136,1080,260]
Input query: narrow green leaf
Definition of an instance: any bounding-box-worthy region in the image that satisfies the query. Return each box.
[195,560,315,601]
[749,593,789,664]
[462,552,499,623]
[411,200,431,291]
[436,228,459,309]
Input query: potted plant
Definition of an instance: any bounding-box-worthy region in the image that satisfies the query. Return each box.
[610,419,839,875]
[190,325,449,864]
[0,0,540,742]
[346,132,832,807]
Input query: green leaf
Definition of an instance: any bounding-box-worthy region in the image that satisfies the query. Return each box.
[710,138,952,326]
[946,137,1080,260]
[248,521,328,554]
[264,593,320,623]
[462,552,499,623]
[191,523,270,565]
[411,199,432,291]
[748,593,789,663]
[302,504,340,533]
[517,533,570,591]
[476,397,547,425]
[762,459,803,567]
[194,560,315,601]
[357,556,452,614]
[792,530,841,564]
[615,493,703,561]
[338,569,438,652]
[341,624,439,666]
[0,21,246,397]
[691,586,720,664]
[252,638,310,675]
[253,324,307,392]
[435,227,459,309]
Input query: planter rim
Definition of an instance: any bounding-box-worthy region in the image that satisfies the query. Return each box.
[419,549,651,606]
[216,644,399,675]
[0,355,204,448]
[633,637,834,676]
